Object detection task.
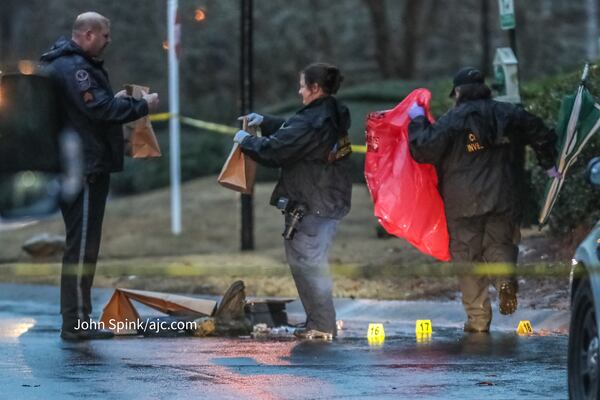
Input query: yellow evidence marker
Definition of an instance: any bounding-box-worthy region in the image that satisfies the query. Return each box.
[416,320,432,336]
[368,336,385,347]
[517,320,534,335]
[416,334,432,344]
[367,323,385,342]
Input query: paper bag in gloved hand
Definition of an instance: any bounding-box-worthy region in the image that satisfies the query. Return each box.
[122,84,161,158]
[217,118,257,194]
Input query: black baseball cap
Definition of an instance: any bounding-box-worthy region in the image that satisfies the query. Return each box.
[449,67,484,97]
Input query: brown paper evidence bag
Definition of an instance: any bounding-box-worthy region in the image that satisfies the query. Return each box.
[122,84,162,158]
[217,118,257,194]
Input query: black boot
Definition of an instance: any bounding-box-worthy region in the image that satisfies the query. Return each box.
[61,327,114,340]
[61,318,114,340]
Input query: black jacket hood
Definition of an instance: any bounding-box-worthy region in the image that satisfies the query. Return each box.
[307,96,351,135]
[40,37,102,67]
[327,96,351,133]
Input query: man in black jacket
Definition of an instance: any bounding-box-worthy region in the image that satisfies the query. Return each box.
[408,67,557,332]
[40,12,159,340]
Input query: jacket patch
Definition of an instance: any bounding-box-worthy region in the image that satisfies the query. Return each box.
[75,69,91,91]
[466,132,485,153]
[82,91,94,103]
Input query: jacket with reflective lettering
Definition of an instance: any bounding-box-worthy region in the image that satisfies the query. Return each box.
[40,38,148,174]
[408,98,557,219]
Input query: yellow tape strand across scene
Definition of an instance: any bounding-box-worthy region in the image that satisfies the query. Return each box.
[149,113,367,153]
[148,112,172,122]
[351,145,367,153]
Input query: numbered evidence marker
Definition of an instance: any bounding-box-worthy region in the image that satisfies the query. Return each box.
[368,337,385,346]
[415,320,432,336]
[416,334,432,344]
[517,320,534,335]
[367,323,385,343]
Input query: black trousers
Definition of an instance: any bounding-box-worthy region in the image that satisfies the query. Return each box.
[60,173,110,330]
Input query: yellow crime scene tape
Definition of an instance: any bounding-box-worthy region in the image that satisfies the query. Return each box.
[149,113,367,154]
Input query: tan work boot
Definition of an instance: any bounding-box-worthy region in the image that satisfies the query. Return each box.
[498,280,518,315]
[463,322,490,333]
[293,328,333,340]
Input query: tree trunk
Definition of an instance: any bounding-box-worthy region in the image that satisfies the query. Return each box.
[308,0,333,60]
[398,0,423,78]
[480,0,491,76]
[0,0,17,62]
[361,0,396,78]
[0,1,32,62]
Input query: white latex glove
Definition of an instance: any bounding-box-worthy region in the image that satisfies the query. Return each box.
[142,92,160,112]
[234,130,250,144]
[238,113,263,127]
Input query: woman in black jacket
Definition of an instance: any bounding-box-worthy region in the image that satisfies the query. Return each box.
[235,63,352,339]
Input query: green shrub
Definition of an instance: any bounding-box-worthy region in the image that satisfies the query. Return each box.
[521,65,600,235]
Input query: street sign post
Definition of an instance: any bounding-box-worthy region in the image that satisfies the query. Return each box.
[498,0,515,30]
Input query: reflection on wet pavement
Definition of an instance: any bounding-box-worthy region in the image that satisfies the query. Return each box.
[0,284,568,399]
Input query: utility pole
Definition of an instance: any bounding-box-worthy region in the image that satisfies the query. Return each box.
[240,0,254,250]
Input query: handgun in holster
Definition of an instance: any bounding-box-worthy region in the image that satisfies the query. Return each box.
[276,197,306,240]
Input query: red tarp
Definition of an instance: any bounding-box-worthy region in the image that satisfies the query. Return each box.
[364,89,451,261]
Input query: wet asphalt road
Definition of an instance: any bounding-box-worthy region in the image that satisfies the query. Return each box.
[0,284,570,399]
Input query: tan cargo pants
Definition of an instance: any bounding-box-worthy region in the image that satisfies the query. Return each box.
[447,213,521,332]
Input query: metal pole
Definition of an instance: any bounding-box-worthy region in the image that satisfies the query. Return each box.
[506,1,519,97]
[508,25,521,105]
[585,0,599,60]
[480,0,490,76]
[508,28,517,59]
[168,0,182,235]
[240,0,254,250]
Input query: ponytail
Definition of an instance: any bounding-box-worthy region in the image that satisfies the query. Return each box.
[302,62,344,95]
